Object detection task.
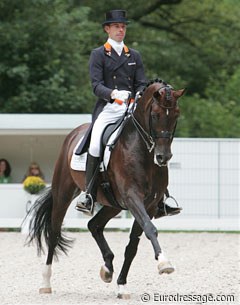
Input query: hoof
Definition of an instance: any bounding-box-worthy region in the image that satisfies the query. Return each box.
[100,265,113,283]
[39,287,52,294]
[158,261,175,274]
[117,285,130,299]
[117,293,131,300]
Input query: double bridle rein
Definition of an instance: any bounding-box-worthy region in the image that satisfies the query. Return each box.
[130,85,177,152]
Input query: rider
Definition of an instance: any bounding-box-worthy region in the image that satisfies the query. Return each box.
[75,9,181,218]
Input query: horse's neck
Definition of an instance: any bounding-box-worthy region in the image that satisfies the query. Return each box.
[121,116,153,157]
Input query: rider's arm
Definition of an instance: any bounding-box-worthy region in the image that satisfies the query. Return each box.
[89,49,113,102]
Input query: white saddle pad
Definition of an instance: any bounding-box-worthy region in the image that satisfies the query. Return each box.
[70,128,120,171]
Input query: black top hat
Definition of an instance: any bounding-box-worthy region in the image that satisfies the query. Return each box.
[102,10,129,26]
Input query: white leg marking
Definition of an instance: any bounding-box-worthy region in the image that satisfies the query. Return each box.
[39,265,52,293]
[158,252,167,263]
[158,252,175,274]
[117,284,131,299]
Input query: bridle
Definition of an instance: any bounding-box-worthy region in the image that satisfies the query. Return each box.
[130,85,177,153]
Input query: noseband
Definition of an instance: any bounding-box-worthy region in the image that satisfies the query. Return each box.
[131,85,177,152]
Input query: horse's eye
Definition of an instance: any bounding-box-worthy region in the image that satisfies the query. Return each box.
[151,113,160,121]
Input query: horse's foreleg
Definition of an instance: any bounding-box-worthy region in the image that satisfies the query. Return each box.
[88,206,121,283]
[143,218,174,275]
[117,220,143,299]
[127,200,161,258]
[127,199,174,274]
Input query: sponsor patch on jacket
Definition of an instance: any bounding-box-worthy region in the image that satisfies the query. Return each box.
[128,62,136,65]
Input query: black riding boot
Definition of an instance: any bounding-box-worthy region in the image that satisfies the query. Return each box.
[75,153,100,216]
[154,194,182,219]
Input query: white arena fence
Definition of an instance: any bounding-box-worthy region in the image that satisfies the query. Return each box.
[0,138,239,232]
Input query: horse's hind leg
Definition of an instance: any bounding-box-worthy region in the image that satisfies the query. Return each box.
[117,220,143,299]
[39,178,76,294]
[88,206,121,283]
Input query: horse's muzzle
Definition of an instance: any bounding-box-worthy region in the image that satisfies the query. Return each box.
[155,153,173,167]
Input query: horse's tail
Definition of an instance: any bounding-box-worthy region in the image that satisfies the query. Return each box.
[27,187,73,257]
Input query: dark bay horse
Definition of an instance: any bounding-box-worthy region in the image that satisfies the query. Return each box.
[28,80,185,299]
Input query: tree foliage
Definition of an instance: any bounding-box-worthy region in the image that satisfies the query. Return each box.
[0,0,97,113]
[0,0,239,137]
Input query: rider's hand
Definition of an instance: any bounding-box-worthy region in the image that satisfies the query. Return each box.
[135,91,142,99]
[111,89,131,105]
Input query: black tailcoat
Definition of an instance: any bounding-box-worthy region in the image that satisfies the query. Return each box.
[76,43,146,155]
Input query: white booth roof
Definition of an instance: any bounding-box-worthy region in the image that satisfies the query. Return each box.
[0,114,91,135]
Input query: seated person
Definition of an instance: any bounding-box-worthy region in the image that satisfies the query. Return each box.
[0,158,12,183]
[22,162,45,181]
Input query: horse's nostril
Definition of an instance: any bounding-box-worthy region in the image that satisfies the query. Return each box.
[156,153,172,164]
[156,154,164,163]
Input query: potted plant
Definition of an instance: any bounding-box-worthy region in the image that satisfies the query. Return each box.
[21,176,46,234]
[23,176,46,194]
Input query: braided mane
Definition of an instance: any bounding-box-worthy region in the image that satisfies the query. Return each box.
[142,78,168,93]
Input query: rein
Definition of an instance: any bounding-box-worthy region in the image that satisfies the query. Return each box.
[131,113,155,152]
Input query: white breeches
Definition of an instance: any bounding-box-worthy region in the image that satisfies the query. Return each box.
[89,102,127,157]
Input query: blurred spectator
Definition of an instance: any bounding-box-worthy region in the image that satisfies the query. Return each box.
[0,158,12,183]
[22,162,45,182]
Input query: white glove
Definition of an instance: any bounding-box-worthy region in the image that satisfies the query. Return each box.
[111,89,131,103]
[135,91,142,99]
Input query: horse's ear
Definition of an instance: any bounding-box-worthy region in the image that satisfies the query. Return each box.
[173,88,186,99]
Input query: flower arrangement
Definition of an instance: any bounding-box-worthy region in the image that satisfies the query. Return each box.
[23,176,46,194]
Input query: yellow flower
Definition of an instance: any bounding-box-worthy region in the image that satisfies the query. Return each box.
[23,176,46,194]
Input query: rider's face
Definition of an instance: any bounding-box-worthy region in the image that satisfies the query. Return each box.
[104,23,127,42]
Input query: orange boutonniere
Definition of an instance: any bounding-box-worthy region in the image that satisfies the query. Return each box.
[104,42,112,56]
[104,42,131,57]
[123,45,130,57]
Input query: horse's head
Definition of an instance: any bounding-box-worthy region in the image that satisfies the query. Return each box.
[133,81,185,167]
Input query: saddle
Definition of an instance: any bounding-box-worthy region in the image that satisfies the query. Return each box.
[72,115,129,210]
[100,117,127,158]
[75,112,128,157]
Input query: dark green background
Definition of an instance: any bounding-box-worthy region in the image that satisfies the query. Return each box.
[0,0,239,137]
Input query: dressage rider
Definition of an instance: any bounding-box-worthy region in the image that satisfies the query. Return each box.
[75,9,181,218]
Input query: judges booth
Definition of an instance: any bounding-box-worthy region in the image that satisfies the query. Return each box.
[0,114,92,228]
[0,114,91,183]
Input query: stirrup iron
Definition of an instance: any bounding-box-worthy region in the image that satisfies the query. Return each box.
[75,192,94,216]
